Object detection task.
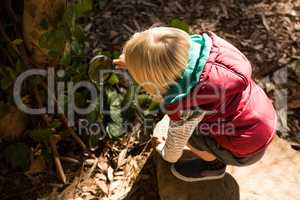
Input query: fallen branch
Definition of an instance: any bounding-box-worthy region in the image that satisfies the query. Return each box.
[60,156,80,164]
[33,87,67,184]
[50,135,67,184]
[85,157,99,179]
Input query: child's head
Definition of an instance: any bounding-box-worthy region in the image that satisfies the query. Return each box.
[123,27,190,101]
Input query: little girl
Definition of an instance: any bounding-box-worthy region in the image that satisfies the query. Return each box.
[113,27,277,182]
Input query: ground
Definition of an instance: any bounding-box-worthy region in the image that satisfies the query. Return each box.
[0,0,300,199]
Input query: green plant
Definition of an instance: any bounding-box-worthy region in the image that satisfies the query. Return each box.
[170,18,190,33]
[0,0,160,176]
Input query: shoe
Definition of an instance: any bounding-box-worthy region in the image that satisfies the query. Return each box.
[170,158,226,182]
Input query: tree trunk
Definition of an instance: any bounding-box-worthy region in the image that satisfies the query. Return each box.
[23,0,66,67]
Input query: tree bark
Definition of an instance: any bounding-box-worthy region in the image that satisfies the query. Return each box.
[23,0,66,67]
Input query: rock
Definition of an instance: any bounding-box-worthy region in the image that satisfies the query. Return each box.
[155,153,240,200]
[228,136,300,200]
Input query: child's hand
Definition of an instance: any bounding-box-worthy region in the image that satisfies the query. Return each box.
[151,136,165,148]
[151,136,166,153]
[112,54,126,69]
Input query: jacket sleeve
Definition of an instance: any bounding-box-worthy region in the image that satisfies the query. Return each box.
[156,111,205,163]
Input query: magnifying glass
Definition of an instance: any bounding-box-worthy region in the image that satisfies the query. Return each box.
[88,55,113,84]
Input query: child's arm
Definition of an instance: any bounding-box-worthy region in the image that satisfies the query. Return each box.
[155,111,205,163]
[113,54,126,69]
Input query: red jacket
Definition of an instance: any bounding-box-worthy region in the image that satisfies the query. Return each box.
[165,32,277,157]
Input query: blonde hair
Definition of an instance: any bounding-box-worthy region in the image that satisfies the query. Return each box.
[123,27,190,101]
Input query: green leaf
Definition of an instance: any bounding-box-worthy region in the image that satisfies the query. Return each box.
[50,119,62,129]
[3,143,30,170]
[136,94,160,116]
[110,106,122,124]
[107,73,119,86]
[170,18,189,33]
[88,133,100,148]
[105,88,125,138]
[144,100,160,116]
[106,88,122,106]
[122,83,138,105]
[85,96,102,123]
[101,51,112,58]
[121,83,139,122]
[62,0,92,28]
[29,128,52,142]
[60,52,72,65]
[137,94,153,108]
[71,40,83,55]
[74,25,86,42]
[112,50,121,59]
[63,5,77,28]
[11,39,23,46]
[106,122,123,139]
[75,0,93,16]
[147,100,160,111]
[39,30,66,54]
[48,50,61,58]
[86,109,100,122]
